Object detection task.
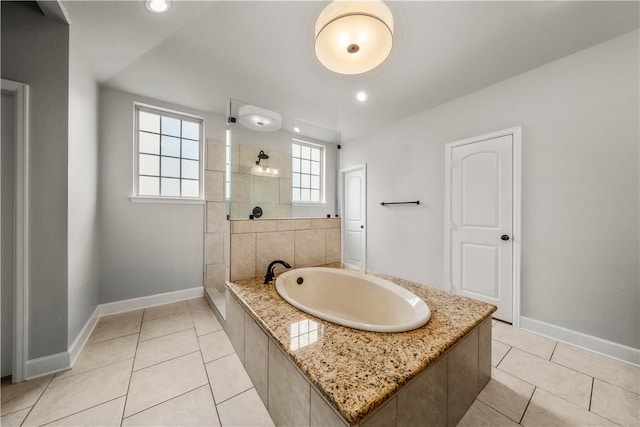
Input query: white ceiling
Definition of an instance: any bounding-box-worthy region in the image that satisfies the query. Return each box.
[61,1,639,140]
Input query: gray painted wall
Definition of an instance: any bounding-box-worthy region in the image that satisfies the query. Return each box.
[67,30,100,346]
[2,93,15,376]
[1,2,70,359]
[99,88,226,303]
[342,31,639,349]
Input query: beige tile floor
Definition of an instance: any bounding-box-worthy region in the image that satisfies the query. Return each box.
[1,300,639,426]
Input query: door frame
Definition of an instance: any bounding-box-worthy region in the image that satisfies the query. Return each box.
[339,163,367,272]
[1,78,30,382]
[444,127,522,328]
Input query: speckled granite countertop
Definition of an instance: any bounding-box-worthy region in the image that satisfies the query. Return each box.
[227,264,496,424]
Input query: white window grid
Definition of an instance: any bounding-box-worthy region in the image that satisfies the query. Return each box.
[134,105,204,199]
[292,140,324,203]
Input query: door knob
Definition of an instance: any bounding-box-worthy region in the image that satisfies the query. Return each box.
[360,225,364,229]
[501,234,510,241]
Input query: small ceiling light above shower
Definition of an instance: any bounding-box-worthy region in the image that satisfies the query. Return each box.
[356,91,368,102]
[314,0,394,75]
[238,105,282,132]
[145,0,170,13]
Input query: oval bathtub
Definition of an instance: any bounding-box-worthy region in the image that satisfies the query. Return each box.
[275,267,430,332]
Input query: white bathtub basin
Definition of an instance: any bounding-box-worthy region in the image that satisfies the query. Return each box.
[275,267,430,332]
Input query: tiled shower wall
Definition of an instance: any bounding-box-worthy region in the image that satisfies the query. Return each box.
[204,139,230,295]
[230,218,341,281]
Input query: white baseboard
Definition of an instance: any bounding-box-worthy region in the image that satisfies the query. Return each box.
[68,306,100,367]
[26,287,204,380]
[97,287,204,317]
[26,351,70,380]
[520,316,639,366]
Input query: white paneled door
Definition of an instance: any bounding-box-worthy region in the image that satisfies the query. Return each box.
[450,134,514,322]
[342,165,366,270]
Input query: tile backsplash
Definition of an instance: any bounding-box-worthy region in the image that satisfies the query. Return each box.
[230,218,341,281]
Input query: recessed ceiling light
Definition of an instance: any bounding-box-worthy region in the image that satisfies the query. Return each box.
[293,127,301,133]
[145,0,170,14]
[356,91,368,102]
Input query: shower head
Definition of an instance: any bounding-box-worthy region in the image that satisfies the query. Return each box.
[256,150,269,165]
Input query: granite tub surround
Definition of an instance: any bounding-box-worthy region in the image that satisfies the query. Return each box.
[229,217,341,281]
[226,265,495,425]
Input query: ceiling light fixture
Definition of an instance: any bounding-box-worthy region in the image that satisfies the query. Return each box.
[314,0,394,75]
[238,105,282,132]
[145,0,170,13]
[356,91,368,102]
[293,127,301,133]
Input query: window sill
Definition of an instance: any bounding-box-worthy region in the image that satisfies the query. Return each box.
[129,196,206,205]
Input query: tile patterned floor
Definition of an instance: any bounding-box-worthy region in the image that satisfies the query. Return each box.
[1,300,639,426]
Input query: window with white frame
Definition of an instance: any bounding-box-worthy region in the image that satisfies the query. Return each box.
[135,105,203,199]
[292,140,324,203]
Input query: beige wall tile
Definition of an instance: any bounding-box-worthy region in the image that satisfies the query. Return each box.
[263,203,291,219]
[268,341,310,426]
[310,388,348,427]
[205,170,224,202]
[325,227,341,264]
[239,144,261,174]
[206,202,228,234]
[254,176,280,204]
[206,263,226,293]
[479,318,492,389]
[230,233,256,281]
[277,218,312,231]
[311,218,340,229]
[397,354,447,427]
[295,229,326,267]
[499,347,592,409]
[477,368,535,423]
[521,388,617,426]
[279,179,292,204]
[226,294,245,363]
[361,398,396,427]
[448,328,479,426]
[244,313,269,407]
[590,379,639,427]
[256,231,295,280]
[231,173,253,203]
[207,139,226,172]
[231,202,253,219]
[231,220,277,234]
[269,150,291,177]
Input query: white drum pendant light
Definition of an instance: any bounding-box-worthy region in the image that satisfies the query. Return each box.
[315,0,394,75]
